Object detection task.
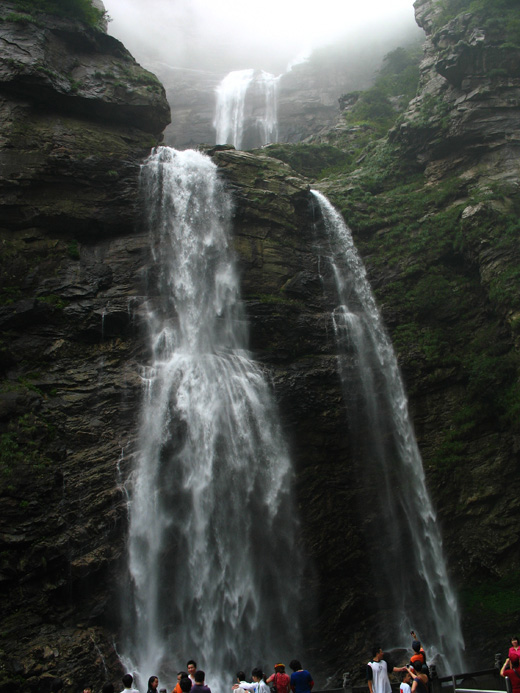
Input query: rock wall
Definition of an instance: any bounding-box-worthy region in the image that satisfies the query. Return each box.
[313,0,520,668]
[0,3,170,691]
[394,0,520,184]
[389,0,520,661]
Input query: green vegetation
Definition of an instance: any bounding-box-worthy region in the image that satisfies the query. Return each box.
[461,571,520,616]
[259,143,350,179]
[260,44,423,181]
[67,240,80,260]
[36,294,68,310]
[318,131,520,443]
[341,44,422,139]
[434,0,520,46]
[4,12,42,25]
[10,0,106,27]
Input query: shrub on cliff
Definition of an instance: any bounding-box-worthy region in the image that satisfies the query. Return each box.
[340,43,422,140]
[12,0,105,27]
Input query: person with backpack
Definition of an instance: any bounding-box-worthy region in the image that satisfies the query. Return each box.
[267,664,290,693]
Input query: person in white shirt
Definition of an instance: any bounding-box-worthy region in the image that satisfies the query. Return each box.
[367,645,407,693]
[400,671,412,693]
[187,661,198,685]
[121,674,140,693]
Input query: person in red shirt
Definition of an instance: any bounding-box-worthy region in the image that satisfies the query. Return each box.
[267,664,290,693]
[510,638,520,661]
[501,653,520,693]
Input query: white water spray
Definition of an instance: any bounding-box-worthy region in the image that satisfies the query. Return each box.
[311,190,465,674]
[214,69,279,149]
[122,148,302,691]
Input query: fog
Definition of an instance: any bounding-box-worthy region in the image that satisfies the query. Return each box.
[103,0,422,75]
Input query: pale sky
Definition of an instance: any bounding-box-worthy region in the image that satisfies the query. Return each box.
[103,0,420,73]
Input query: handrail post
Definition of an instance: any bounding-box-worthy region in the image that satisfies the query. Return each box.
[430,664,440,693]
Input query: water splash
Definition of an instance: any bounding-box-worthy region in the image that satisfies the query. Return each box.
[214,69,279,149]
[311,189,465,673]
[122,147,302,690]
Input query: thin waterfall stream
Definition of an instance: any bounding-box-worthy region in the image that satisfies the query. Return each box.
[214,69,279,149]
[122,147,302,690]
[311,190,465,673]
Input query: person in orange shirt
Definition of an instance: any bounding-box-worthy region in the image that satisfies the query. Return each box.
[172,673,190,693]
[409,632,427,668]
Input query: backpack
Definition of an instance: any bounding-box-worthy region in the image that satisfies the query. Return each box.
[272,673,290,693]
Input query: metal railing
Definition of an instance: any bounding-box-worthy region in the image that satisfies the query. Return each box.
[320,654,507,693]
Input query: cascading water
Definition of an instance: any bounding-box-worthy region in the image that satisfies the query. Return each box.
[255,71,279,146]
[214,69,279,149]
[311,190,465,674]
[122,147,302,690]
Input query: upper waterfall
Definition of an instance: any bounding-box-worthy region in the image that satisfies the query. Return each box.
[214,69,279,149]
[122,147,303,689]
[311,189,466,674]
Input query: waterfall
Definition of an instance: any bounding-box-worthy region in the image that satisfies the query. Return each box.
[311,190,465,674]
[122,147,302,691]
[214,69,279,149]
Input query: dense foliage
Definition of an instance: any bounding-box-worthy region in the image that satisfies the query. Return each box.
[342,44,422,136]
[10,0,105,27]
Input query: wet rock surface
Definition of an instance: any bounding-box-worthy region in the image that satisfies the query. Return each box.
[0,4,170,692]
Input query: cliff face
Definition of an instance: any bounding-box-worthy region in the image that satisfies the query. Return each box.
[314,0,520,665]
[392,0,520,658]
[0,3,170,690]
[395,0,520,185]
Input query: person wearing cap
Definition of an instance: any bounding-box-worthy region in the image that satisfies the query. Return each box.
[501,653,520,693]
[367,645,407,693]
[267,665,290,693]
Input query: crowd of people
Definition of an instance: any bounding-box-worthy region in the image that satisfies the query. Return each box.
[368,632,520,693]
[71,659,313,693]
[48,634,520,693]
[366,631,430,693]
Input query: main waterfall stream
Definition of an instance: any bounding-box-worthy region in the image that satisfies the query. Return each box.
[311,190,465,673]
[123,148,302,689]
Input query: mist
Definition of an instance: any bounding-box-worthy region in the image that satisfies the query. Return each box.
[103,0,423,75]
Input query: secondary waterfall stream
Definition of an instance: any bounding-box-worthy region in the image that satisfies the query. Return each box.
[123,147,302,688]
[311,190,465,673]
[214,69,279,149]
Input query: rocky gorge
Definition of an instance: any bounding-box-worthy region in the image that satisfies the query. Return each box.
[0,0,519,691]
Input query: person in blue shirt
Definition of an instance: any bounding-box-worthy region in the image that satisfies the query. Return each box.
[289,661,313,693]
